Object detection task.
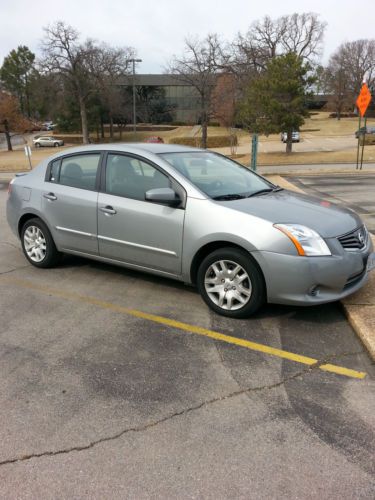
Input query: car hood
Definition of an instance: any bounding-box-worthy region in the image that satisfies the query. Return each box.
[220,189,362,238]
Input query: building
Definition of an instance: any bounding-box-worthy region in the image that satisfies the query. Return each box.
[119,74,201,123]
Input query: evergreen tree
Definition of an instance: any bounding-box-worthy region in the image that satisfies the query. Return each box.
[238,53,314,153]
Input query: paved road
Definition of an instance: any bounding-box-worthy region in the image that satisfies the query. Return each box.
[289,174,375,234]
[0,185,374,498]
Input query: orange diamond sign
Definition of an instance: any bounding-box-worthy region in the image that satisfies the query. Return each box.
[356,83,372,117]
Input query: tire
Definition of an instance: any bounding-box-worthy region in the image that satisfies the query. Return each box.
[197,247,265,318]
[21,218,62,268]
[54,142,59,147]
[35,142,40,148]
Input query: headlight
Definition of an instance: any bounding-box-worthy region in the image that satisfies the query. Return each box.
[274,223,331,256]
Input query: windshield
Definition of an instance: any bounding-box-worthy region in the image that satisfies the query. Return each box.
[159,151,273,199]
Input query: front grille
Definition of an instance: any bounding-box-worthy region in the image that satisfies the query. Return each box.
[338,226,368,251]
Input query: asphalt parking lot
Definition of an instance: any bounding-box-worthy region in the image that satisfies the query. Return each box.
[0,183,375,498]
[288,174,375,234]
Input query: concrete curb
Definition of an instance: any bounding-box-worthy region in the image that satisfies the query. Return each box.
[267,174,375,361]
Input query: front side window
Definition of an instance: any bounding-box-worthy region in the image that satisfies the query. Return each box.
[59,154,101,190]
[105,154,170,200]
[160,152,273,199]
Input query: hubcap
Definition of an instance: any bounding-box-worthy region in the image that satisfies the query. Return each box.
[24,226,47,263]
[204,260,252,310]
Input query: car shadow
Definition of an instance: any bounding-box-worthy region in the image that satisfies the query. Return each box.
[59,254,347,323]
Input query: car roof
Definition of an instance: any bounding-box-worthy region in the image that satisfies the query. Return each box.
[45,143,203,156]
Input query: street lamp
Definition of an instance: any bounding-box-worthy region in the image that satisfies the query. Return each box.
[128,58,142,136]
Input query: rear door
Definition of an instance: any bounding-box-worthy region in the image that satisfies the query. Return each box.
[42,152,102,254]
[97,153,185,275]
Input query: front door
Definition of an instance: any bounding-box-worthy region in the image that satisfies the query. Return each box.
[97,153,184,275]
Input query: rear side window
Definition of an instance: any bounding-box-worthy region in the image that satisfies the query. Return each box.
[49,160,60,183]
[58,154,101,190]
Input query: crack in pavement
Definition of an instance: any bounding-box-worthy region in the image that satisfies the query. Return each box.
[0,349,365,468]
[0,241,21,250]
[0,265,30,276]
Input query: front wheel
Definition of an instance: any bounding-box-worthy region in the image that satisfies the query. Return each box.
[21,218,62,268]
[35,142,41,148]
[197,247,265,318]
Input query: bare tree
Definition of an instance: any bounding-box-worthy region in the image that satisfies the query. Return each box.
[325,39,375,118]
[40,22,92,143]
[40,21,134,144]
[281,13,326,61]
[231,13,326,84]
[324,54,352,119]
[167,34,228,148]
[92,44,134,139]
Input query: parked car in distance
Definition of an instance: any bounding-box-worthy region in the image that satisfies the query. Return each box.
[144,136,164,143]
[355,126,375,139]
[281,131,300,143]
[6,144,375,318]
[33,136,64,148]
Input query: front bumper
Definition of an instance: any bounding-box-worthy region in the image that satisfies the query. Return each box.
[253,236,374,306]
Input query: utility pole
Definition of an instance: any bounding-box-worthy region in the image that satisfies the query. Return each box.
[128,58,142,137]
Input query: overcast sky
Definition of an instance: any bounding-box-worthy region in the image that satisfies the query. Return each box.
[1,0,374,72]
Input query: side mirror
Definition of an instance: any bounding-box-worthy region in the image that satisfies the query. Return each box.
[145,187,180,206]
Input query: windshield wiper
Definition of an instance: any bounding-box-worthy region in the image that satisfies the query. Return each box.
[247,186,283,198]
[212,193,246,200]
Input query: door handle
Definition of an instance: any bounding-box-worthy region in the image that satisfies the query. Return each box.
[100,205,117,215]
[43,192,57,201]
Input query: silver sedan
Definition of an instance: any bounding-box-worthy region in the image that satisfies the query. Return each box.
[6,144,375,318]
[33,136,64,148]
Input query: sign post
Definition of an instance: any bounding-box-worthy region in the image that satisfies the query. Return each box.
[24,145,32,170]
[355,83,372,170]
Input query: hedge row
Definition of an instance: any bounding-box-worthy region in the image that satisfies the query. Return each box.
[168,135,237,148]
[54,135,84,144]
[360,135,375,145]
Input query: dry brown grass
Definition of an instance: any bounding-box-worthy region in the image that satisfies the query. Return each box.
[2,113,375,172]
[0,148,66,172]
[300,112,375,136]
[235,147,375,166]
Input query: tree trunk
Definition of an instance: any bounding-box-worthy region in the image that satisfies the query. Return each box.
[25,75,31,118]
[201,111,208,149]
[78,95,89,144]
[286,130,292,154]
[3,120,13,151]
[100,116,105,139]
[109,112,114,140]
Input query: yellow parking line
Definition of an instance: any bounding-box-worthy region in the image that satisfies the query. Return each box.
[2,277,367,379]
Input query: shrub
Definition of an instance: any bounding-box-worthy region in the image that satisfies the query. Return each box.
[54,134,84,144]
[168,135,238,148]
[360,135,375,146]
[329,112,357,118]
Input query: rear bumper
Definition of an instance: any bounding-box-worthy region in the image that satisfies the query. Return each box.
[253,237,374,306]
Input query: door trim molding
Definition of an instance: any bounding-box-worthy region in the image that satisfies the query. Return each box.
[98,234,178,257]
[56,226,96,239]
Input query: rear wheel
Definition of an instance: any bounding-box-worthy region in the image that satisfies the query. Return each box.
[54,142,59,147]
[197,247,265,318]
[21,218,61,268]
